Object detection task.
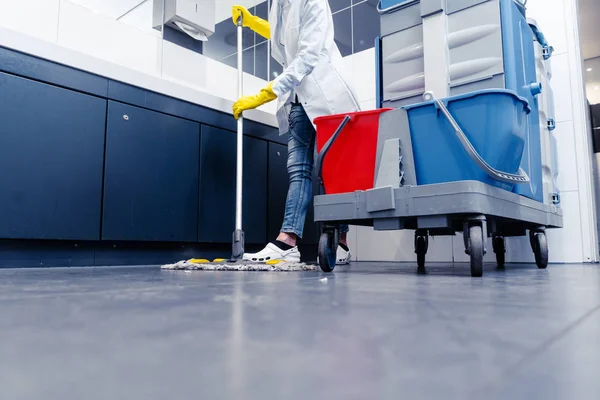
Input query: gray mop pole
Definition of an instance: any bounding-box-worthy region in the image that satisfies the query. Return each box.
[232,17,245,260]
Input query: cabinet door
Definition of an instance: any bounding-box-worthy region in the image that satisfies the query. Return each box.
[267,143,288,240]
[0,73,106,240]
[267,142,320,245]
[198,126,267,244]
[102,101,200,242]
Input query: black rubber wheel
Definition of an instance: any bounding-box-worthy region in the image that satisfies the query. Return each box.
[318,231,338,273]
[493,236,506,268]
[416,236,427,268]
[533,232,549,269]
[469,225,484,277]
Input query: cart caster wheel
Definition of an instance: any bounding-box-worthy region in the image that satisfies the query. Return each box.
[415,233,428,268]
[318,230,339,273]
[493,236,506,268]
[531,231,548,269]
[468,225,484,277]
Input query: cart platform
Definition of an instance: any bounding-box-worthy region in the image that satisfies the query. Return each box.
[314,181,562,230]
[314,181,563,277]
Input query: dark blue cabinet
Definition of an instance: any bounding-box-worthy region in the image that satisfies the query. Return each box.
[198,126,267,244]
[267,143,288,241]
[102,101,200,242]
[0,72,106,240]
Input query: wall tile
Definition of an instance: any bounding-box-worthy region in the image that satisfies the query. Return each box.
[527,0,568,56]
[351,48,377,103]
[58,1,160,76]
[118,0,155,34]
[333,7,352,56]
[255,42,269,80]
[553,121,579,193]
[352,0,379,53]
[0,0,60,42]
[550,53,575,123]
[355,226,452,262]
[161,41,207,89]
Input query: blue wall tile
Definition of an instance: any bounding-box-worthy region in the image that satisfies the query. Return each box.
[203,0,379,79]
[333,8,353,56]
[353,0,380,53]
[255,42,269,80]
[163,25,203,54]
[329,0,352,13]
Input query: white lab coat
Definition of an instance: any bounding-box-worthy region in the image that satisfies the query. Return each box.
[269,0,361,135]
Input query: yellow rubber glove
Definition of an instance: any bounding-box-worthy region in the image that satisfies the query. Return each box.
[231,5,271,40]
[233,82,277,120]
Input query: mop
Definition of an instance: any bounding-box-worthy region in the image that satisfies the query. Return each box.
[161,15,315,273]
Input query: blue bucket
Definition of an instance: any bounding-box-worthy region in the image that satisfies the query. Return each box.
[404,89,530,191]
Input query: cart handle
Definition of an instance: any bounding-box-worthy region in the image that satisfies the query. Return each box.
[423,91,530,184]
[315,115,353,195]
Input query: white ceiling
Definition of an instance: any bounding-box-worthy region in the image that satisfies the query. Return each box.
[579,0,600,60]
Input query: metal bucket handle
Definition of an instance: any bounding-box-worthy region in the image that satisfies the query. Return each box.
[423,91,530,184]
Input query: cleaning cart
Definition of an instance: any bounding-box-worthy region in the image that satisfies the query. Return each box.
[313,0,563,277]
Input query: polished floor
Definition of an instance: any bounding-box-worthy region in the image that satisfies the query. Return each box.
[1,262,599,400]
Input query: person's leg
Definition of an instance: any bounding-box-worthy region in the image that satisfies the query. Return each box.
[243,103,352,263]
[242,103,313,262]
[339,225,349,246]
[279,104,351,265]
[278,103,315,246]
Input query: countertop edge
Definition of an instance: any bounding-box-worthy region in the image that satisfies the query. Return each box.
[0,26,278,128]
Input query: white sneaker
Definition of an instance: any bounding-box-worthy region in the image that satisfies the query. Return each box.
[336,246,352,265]
[243,243,302,263]
[317,246,352,265]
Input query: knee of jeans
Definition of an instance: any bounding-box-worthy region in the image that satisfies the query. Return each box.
[287,162,313,180]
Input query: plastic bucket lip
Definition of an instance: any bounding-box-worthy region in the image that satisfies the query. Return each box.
[314,108,394,124]
[403,89,532,114]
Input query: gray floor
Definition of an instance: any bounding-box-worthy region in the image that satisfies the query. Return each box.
[1,263,599,400]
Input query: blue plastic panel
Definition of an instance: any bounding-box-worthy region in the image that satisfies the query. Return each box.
[102,101,200,242]
[0,73,106,240]
[500,0,543,202]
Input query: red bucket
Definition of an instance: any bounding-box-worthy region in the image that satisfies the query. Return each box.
[315,108,393,195]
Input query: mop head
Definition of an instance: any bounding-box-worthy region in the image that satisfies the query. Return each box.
[161,259,317,272]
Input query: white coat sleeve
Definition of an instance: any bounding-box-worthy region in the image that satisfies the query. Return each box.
[271,0,328,98]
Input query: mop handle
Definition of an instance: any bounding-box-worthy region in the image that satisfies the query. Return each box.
[235,17,243,232]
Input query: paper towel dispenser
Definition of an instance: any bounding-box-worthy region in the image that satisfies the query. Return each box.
[153,0,215,41]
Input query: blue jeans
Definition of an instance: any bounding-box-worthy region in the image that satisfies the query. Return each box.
[280,103,349,239]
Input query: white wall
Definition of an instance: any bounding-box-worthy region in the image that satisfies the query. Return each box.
[518,0,598,263]
[0,0,276,114]
[343,0,598,264]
